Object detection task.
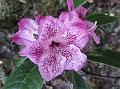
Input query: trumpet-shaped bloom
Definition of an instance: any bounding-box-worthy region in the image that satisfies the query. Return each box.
[59,0,100,47]
[18,16,87,81]
[59,11,89,49]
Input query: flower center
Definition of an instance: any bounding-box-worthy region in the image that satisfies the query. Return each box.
[50,41,60,47]
[33,33,38,40]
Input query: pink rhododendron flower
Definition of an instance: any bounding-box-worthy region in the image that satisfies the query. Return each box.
[59,11,89,49]
[59,0,100,46]
[17,16,87,81]
[12,0,100,81]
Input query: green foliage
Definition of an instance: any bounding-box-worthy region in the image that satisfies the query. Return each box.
[86,13,117,25]
[66,71,91,89]
[3,58,43,89]
[74,0,87,7]
[3,58,91,89]
[88,48,120,68]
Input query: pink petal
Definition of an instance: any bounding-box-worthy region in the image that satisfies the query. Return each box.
[60,44,87,71]
[59,11,78,25]
[12,30,36,46]
[58,12,68,23]
[59,11,89,49]
[67,11,84,26]
[18,18,39,34]
[75,6,88,18]
[67,27,89,49]
[19,41,47,64]
[39,16,67,42]
[67,0,74,11]
[12,18,39,46]
[38,52,66,81]
[59,11,87,29]
[35,15,45,26]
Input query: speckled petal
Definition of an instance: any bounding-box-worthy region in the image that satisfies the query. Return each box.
[19,41,47,64]
[38,52,66,81]
[67,27,89,49]
[60,44,87,71]
[39,16,67,42]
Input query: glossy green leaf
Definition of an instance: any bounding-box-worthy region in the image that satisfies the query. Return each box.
[3,58,43,89]
[86,13,117,25]
[88,48,120,68]
[74,0,87,7]
[66,71,90,89]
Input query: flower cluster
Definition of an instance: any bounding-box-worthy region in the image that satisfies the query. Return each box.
[12,0,100,81]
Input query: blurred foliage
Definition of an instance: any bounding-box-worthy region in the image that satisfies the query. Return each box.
[88,48,120,68]
[86,13,118,33]
[3,58,43,89]
[86,13,117,25]
[74,0,87,7]
[66,71,91,89]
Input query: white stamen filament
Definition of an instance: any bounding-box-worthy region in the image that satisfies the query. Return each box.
[88,21,97,31]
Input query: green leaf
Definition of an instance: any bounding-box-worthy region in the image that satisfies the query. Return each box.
[88,48,120,68]
[86,13,117,25]
[74,0,87,7]
[3,58,43,89]
[66,71,91,89]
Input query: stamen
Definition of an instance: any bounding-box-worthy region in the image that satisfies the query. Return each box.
[88,21,97,31]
